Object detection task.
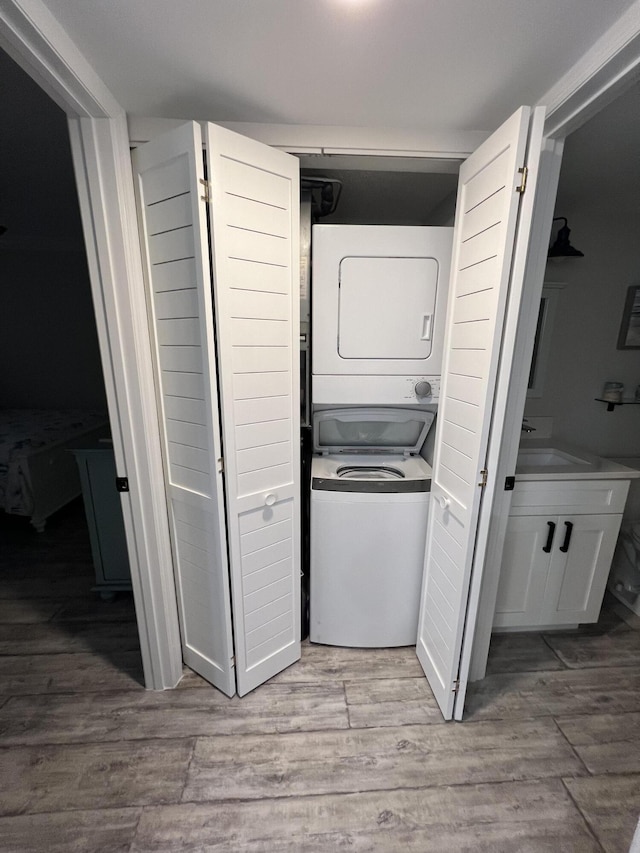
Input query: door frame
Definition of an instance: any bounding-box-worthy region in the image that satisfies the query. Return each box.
[2,0,639,694]
[0,1,182,689]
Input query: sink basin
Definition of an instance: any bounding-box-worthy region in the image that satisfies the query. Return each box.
[517,447,590,468]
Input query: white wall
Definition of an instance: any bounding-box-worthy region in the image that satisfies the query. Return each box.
[524,84,640,458]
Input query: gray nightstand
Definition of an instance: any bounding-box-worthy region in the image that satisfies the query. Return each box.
[72,444,132,599]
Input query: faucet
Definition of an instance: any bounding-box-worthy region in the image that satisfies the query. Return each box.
[521,419,536,433]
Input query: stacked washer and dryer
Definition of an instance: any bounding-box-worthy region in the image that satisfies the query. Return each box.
[309,225,453,647]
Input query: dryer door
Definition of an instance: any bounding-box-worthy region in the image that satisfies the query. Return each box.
[312,226,452,381]
[338,256,438,360]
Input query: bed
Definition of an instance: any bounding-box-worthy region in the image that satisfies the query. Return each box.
[0,409,110,531]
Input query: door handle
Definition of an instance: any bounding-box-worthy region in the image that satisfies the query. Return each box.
[421,313,433,341]
[435,494,450,510]
[559,521,574,553]
[264,493,277,507]
[542,521,556,553]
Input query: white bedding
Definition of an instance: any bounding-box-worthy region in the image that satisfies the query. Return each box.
[0,409,108,515]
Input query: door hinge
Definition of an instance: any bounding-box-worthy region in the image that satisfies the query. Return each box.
[516,166,528,194]
[217,457,224,474]
[504,475,515,491]
[478,468,488,488]
[200,178,211,203]
[115,477,129,493]
[452,679,460,693]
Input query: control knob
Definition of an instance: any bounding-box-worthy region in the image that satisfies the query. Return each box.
[414,380,432,398]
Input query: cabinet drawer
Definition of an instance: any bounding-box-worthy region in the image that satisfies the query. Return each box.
[510,479,629,516]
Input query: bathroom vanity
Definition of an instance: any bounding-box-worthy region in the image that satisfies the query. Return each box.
[493,442,639,630]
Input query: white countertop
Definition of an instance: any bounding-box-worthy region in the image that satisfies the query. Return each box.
[516,439,640,481]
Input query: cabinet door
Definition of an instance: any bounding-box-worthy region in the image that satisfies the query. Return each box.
[493,516,553,628]
[542,514,622,625]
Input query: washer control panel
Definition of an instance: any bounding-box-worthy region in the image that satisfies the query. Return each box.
[403,377,440,401]
[312,375,442,404]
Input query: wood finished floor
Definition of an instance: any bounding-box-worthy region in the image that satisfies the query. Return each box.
[0,501,639,852]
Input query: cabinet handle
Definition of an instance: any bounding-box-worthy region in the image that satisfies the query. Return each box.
[559,521,574,553]
[542,521,556,553]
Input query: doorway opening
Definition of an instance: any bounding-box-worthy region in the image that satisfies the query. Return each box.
[483,80,640,690]
[0,48,142,684]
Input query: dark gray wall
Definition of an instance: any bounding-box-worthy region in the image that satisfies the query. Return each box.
[0,49,107,412]
[0,251,107,409]
[524,82,640,458]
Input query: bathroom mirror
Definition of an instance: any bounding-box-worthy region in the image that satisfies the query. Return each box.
[617,285,640,349]
[527,284,563,398]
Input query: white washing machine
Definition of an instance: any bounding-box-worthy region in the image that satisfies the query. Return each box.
[312,225,452,405]
[310,408,434,647]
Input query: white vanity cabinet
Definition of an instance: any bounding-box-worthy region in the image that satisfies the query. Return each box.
[494,479,630,629]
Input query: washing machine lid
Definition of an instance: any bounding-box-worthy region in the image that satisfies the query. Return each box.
[313,407,435,454]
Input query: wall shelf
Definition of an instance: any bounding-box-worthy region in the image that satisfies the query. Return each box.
[594,398,640,412]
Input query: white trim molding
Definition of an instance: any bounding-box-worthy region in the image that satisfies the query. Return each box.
[0,0,182,689]
[128,116,489,160]
[539,0,640,138]
[0,0,120,117]
[69,116,183,689]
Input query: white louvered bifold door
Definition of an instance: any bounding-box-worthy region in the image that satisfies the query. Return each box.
[205,123,301,696]
[132,122,236,697]
[416,107,541,719]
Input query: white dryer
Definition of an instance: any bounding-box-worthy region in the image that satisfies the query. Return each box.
[310,408,433,648]
[312,225,452,406]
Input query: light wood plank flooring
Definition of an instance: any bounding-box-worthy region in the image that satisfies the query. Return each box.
[0,501,639,852]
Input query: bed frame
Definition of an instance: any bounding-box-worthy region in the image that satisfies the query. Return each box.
[12,425,109,532]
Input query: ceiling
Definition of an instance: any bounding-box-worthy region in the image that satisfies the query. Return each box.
[3,2,640,249]
[42,0,637,132]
